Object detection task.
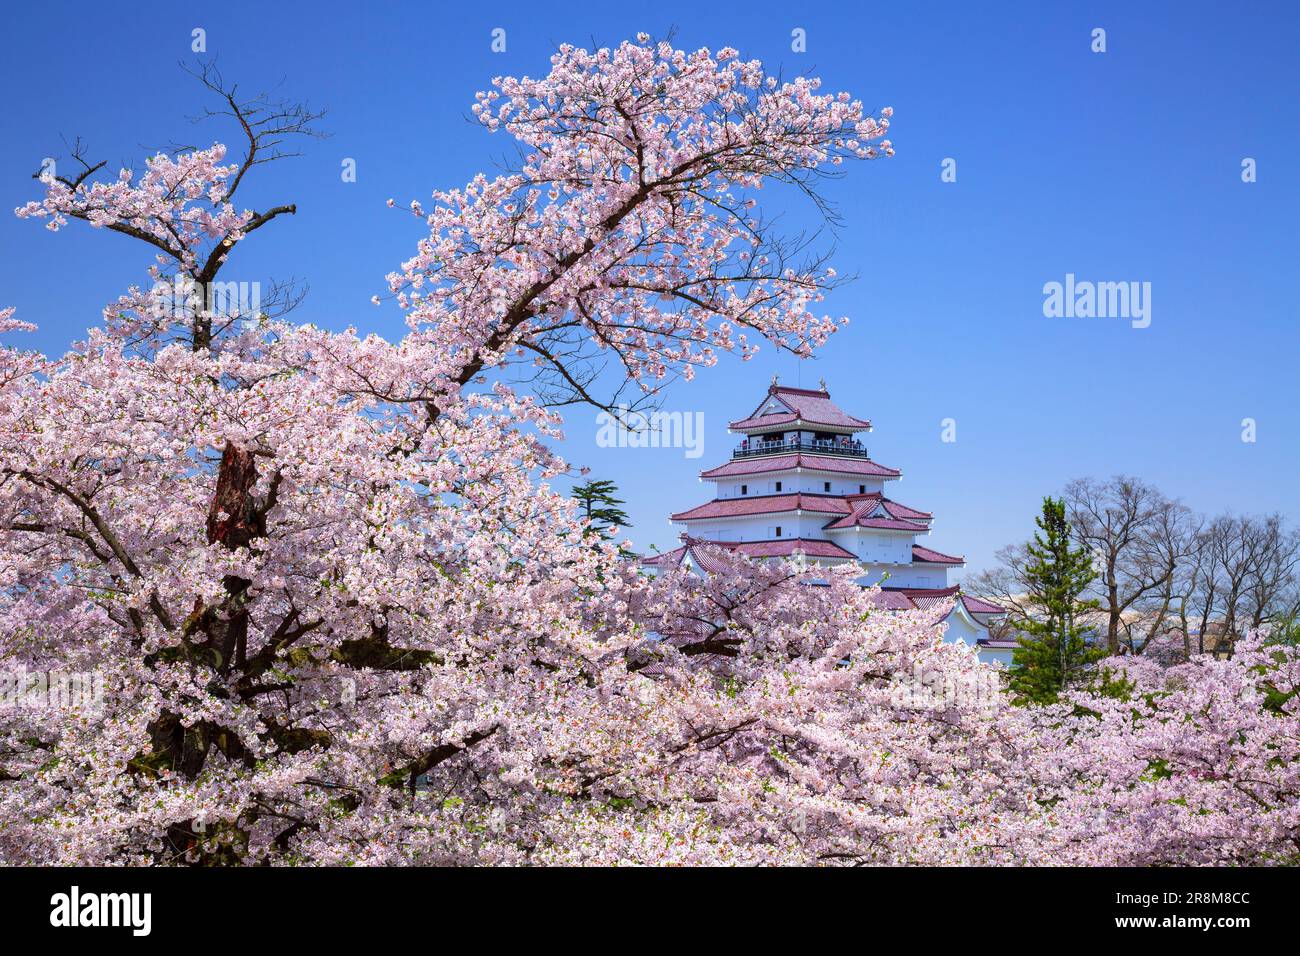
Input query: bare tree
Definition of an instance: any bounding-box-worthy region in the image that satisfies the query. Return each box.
[1064,476,1193,655]
[1184,518,1230,655]
[966,543,1036,632]
[1212,514,1266,654]
[1241,514,1300,631]
[1115,502,1200,655]
[1167,513,1209,657]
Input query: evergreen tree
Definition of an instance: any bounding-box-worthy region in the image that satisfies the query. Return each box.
[572,479,632,554]
[1009,496,1103,703]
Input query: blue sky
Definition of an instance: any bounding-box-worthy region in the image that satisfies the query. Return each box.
[1,0,1297,577]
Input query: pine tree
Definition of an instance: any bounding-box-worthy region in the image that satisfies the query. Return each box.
[1009,496,1103,703]
[571,479,632,554]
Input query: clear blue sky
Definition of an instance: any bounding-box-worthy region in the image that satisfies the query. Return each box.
[2,0,1297,577]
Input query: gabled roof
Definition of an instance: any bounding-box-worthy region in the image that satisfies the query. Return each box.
[822,493,932,532]
[872,586,1007,622]
[729,385,871,432]
[700,453,901,480]
[845,492,931,521]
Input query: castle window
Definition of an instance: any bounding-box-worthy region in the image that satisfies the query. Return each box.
[740,484,747,495]
[775,481,782,492]
[859,484,866,494]
[775,526,782,537]
[823,482,831,492]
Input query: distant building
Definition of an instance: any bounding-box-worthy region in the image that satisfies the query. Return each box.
[643,380,1012,664]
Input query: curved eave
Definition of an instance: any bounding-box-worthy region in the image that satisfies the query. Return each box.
[727,417,871,434]
[823,520,931,534]
[672,506,844,522]
[698,459,903,480]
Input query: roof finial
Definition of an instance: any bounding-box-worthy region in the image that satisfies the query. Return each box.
[818,376,827,392]
[770,373,779,389]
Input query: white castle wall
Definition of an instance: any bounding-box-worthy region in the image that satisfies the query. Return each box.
[835,529,915,564]
[855,564,950,588]
[684,514,831,541]
[715,475,887,498]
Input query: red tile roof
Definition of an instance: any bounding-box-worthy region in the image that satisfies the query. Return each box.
[877,586,1006,620]
[844,493,931,521]
[700,453,901,480]
[898,585,964,611]
[870,590,919,610]
[671,493,852,522]
[735,538,856,559]
[640,543,734,574]
[961,595,1007,616]
[640,537,856,569]
[822,494,932,532]
[640,547,683,567]
[730,385,871,432]
[977,638,1019,649]
[911,544,964,565]
[728,412,801,430]
[827,516,930,532]
[674,491,933,533]
[871,587,1005,622]
[644,544,728,575]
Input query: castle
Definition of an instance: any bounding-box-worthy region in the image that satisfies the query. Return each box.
[642,380,1014,664]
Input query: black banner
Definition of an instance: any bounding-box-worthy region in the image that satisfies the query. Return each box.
[0,865,1278,943]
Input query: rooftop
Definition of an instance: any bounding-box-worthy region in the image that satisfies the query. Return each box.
[911,544,965,566]
[671,491,935,534]
[729,383,871,433]
[700,453,901,480]
[671,492,851,522]
[643,537,859,570]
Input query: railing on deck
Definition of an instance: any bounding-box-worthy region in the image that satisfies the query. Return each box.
[732,439,869,460]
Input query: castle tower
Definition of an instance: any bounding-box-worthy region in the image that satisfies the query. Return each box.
[643,381,1011,662]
